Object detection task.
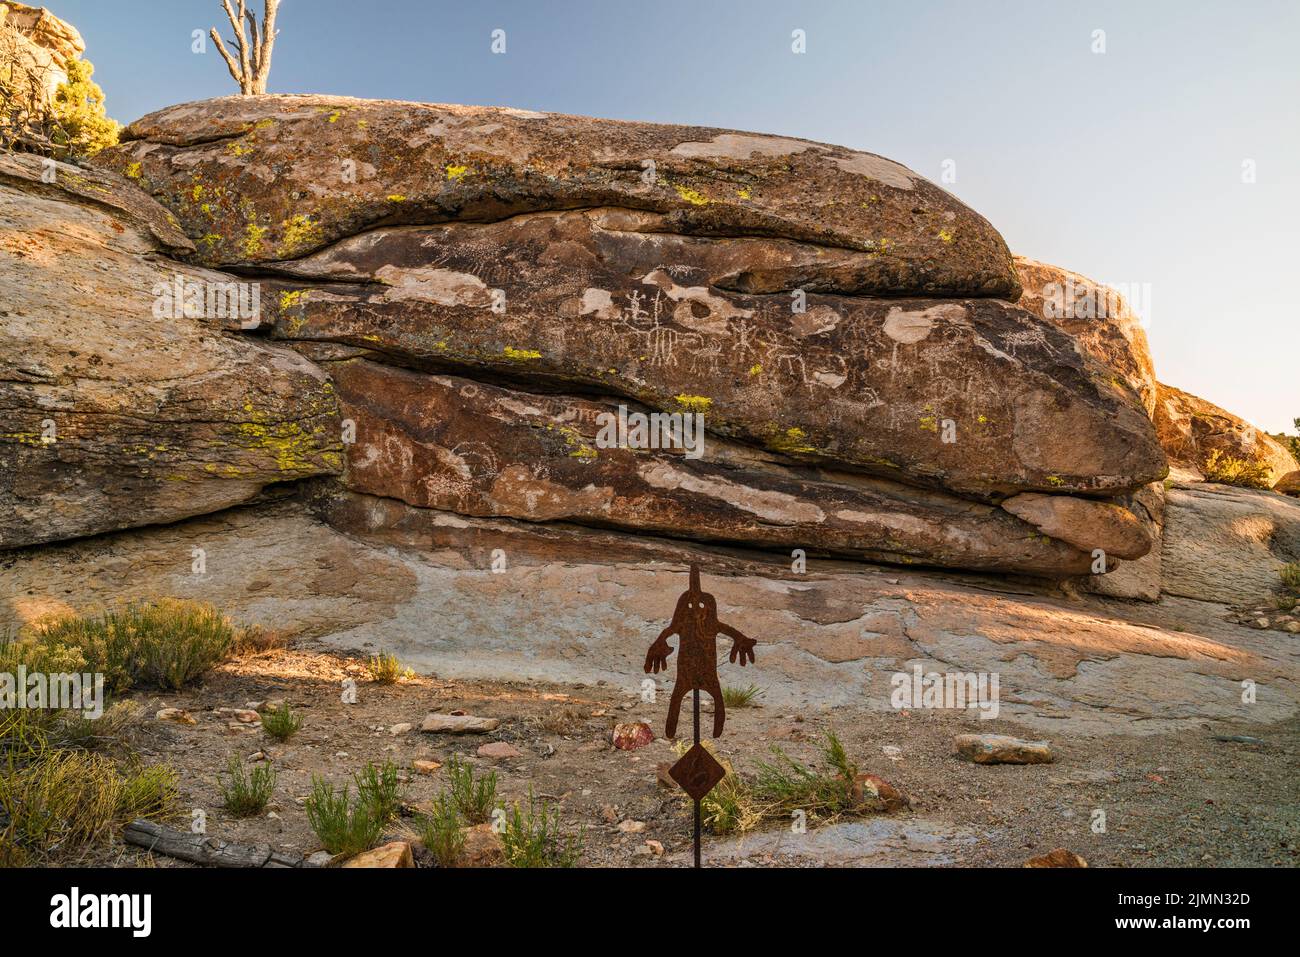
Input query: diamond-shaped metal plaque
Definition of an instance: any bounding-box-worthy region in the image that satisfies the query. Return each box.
[669,743,726,801]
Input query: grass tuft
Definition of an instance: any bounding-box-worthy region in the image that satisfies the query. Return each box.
[722,684,765,708]
[500,788,583,868]
[260,703,303,742]
[446,754,497,825]
[305,776,384,856]
[366,652,410,684]
[219,756,276,818]
[415,792,465,867]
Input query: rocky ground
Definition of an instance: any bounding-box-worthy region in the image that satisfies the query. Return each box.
[89,638,1298,869]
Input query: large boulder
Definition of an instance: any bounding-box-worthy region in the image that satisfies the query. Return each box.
[93,95,1021,299]
[1014,256,1157,416]
[0,153,342,550]
[257,209,1164,500]
[1154,382,1297,484]
[329,358,1097,575]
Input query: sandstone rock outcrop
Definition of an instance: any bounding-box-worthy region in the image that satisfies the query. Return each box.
[0,1,84,100]
[328,358,1098,575]
[1154,382,1297,483]
[71,95,1170,584]
[250,208,1164,500]
[95,95,1021,298]
[1015,255,1157,416]
[0,153,341,550]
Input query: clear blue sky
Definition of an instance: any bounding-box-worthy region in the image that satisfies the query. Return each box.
[55,0,1298,433]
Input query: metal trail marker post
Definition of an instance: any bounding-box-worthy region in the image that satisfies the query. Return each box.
[645,563,757,868]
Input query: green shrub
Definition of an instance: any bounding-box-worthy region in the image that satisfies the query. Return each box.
[305,777,384,856]
[30,600,237,693]
[500,789,583,868]
[1202,450,1274,489]
[1281,563,1300,594]
[416,793,464,867]
[353,760,404,822]
[49,58,119,157]
[260,703,302,742]
[366,652,408,684]
[0,749,175,861]
[218,756,275,818]
[751,732,857,820]
[446,754,497,824]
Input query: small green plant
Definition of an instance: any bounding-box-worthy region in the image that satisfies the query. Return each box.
[1202,449,1273,489]
[1281,563,1300,594]
[500,788,583,868]
[416,792,465,867]
[218,756,276,817]
[260,703,302,742]
[446,755,497,824]
[353,760,405,822]
[722,684,765,708]
[366,652,408,684]
[304,777,384,856]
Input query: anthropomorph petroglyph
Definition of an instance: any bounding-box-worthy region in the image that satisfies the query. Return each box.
[644,563,756,738]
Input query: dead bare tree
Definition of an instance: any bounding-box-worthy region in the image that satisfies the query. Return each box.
[210,0,280,95]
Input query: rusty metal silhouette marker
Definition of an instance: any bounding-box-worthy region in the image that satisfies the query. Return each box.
[645,562,756,867]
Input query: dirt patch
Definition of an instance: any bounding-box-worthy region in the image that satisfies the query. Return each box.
[93,641,1299,868]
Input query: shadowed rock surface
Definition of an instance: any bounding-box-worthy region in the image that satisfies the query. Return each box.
[328,358,1097,575]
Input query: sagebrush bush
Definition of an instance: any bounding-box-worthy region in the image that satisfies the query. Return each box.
[30,600,237,693]
[260,703,302,742]
[446,755,497,825]
[0,749,175,863]
[353,760,404,822]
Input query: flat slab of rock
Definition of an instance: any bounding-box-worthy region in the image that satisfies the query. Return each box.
[954,733,1055,765]
[420,713,500,734]
[477,741,522,759]
[1161,482,1300,605]
[94,95,1021,299]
